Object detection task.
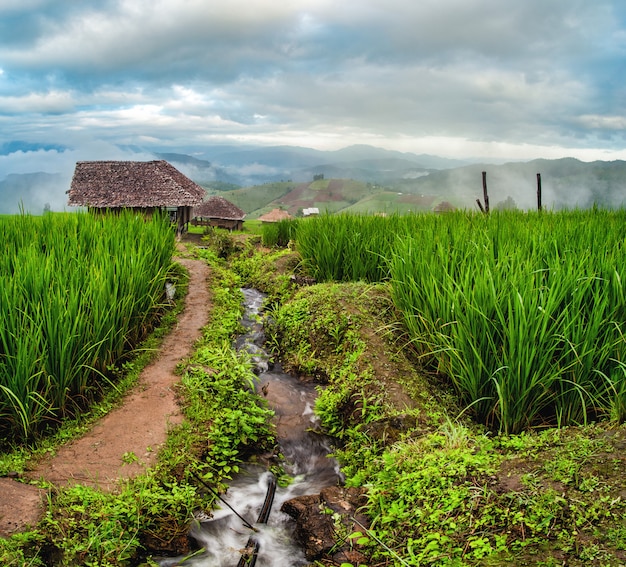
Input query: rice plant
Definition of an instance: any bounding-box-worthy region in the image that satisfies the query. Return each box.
[0,211,176,441]
[295,209,626,433]
[389,210,626,432]
[296,213,407,282]
[261,218,299,248]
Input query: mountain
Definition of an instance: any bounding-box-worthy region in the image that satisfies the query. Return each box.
[154,152,240,187]
[218,158,626,217]
[196,144,466,185]
[0,141,67,155]
[1,142,625,215]
[388,158,626,211]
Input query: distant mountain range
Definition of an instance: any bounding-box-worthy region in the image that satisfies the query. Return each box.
[0,143,625,214]
[160,146,626,213]
[157,144,467,187]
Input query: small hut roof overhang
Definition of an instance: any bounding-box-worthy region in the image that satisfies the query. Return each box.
[193,196,245,221]
[257,208,293,222]
[67,160,205,208]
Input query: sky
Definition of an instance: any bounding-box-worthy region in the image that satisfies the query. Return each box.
[1,0,626,180]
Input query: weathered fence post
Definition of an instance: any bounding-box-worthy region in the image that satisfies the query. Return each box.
[482,171,490,213]
[536,173,542,212]
[476,171,490,214]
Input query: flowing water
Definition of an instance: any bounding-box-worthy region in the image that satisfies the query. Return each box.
[159,288,341,567]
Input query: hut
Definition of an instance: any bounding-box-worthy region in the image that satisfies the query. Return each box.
[67,160,206,234]
[257,208,293,223]
[433,201,456,214]
[191,196,246,231]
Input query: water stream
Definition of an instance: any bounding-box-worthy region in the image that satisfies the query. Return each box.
[159,288,341,567]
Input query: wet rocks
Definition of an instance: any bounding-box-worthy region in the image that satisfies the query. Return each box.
[281,486,370,563]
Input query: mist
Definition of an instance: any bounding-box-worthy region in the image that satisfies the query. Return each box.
[0,143,157,214]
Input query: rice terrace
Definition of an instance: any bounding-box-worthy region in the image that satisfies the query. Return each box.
[1,204,626,566]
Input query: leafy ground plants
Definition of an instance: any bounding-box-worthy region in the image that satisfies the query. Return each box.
[0,233,277,566]
[266,263,626,566]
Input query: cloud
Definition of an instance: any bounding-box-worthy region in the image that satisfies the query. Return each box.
[0,0,624,165]
[577,114,626,130]
[0,90,76,113]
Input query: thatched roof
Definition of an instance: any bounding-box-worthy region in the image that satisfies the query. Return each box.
[193,196,245,220]
[257,208,293,222]
[67,160,205,208]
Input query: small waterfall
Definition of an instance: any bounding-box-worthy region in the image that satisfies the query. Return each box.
[161,288,340,566]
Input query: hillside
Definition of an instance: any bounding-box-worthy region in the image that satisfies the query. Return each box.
[1,142,625,215]
[219,178,443,218]
[216,156,626,217]
[390,158,626,210]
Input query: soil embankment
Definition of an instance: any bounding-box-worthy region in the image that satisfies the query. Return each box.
[0,254,210,537]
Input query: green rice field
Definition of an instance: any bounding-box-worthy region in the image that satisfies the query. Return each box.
[295,210,626,433]
[0,212,176,441]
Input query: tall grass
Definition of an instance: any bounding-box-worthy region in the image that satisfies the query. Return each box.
[296,213,408,282]
[261,218,299,248]
[295,210,626,433]
[0,211,176,441]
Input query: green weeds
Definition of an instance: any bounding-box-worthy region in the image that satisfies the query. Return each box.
[0,230,277,566]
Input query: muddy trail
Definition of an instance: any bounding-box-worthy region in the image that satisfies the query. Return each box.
[0,255,210,537]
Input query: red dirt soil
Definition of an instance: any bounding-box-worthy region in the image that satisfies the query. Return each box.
[0,253,210,538]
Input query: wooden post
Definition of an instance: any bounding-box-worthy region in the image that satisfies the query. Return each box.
[482,171,490,214]
[476,198,486,213]
[536,173,542,212]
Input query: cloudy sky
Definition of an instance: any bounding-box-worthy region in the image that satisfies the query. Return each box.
[1,0,625,175]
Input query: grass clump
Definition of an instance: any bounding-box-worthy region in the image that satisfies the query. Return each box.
[389,210,626,433]
[0,235,276,566]
[0,211,176,442]
[266,263,626,566]
[293,210,626,434]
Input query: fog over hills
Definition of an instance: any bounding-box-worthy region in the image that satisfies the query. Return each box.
[0,142,625,214]
[0,172,68,214]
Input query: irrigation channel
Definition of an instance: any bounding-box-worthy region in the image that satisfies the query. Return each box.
[159,288,342,567]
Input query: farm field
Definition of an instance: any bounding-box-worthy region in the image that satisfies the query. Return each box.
[0,214,625,566]
[263,211,626,565]
[217,178,440,218]
[291,209,626,434]
[0,212,176,442]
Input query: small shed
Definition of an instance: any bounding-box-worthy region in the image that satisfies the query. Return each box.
[434,201,456,214]
[257,208,293,223]
[191,196,246,231]
[67,160,206,234]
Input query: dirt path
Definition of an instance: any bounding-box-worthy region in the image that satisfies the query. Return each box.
[0,254,210,537]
